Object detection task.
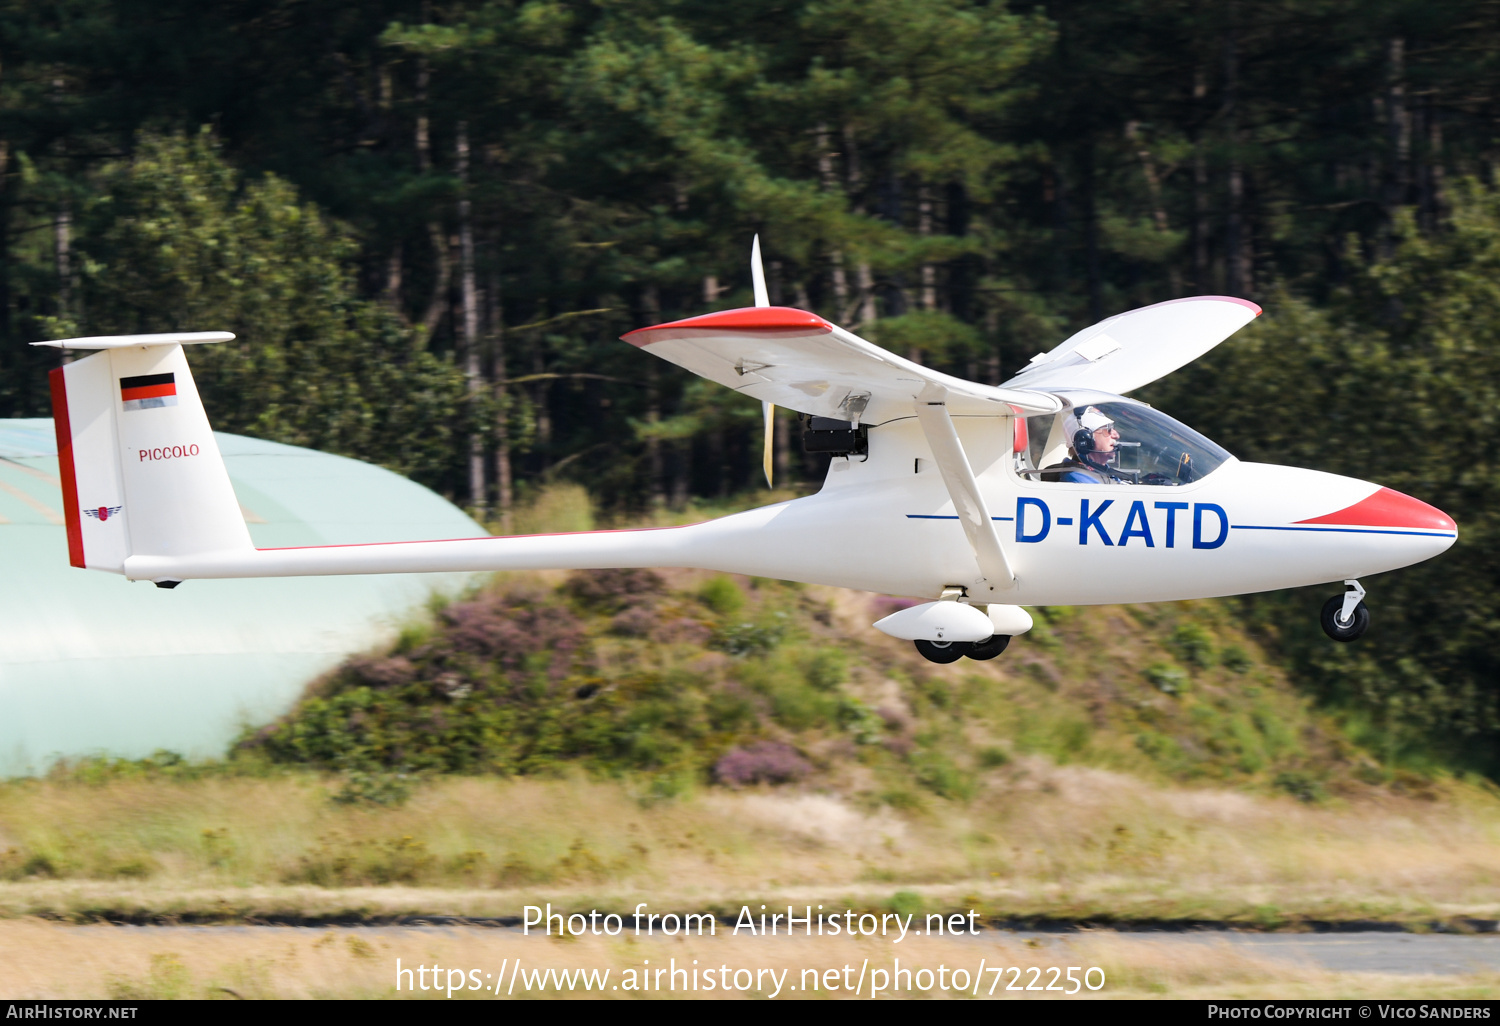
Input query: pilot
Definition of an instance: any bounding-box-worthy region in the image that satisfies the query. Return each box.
[1055,406,1127,484]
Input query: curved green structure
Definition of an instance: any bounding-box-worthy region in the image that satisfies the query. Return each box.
[0,419,483,774]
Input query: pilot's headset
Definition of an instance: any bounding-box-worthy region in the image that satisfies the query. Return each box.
[1069,406,1116,461]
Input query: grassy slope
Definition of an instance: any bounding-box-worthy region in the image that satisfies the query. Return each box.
[236,542,1405,802]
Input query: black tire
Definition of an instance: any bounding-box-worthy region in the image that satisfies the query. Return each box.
[915,639,969,664]
[1320,595,1370,642]
[966,634,1012,660]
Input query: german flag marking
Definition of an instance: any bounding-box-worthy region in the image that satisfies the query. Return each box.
[120,372,177,412]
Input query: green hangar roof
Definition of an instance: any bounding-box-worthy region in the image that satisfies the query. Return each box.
[0,419,484,775]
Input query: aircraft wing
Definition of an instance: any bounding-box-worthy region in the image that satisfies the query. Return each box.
[1000,296,1260,395]
[622,307,1062,423]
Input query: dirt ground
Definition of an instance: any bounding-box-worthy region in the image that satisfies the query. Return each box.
[0,919,1495,1000]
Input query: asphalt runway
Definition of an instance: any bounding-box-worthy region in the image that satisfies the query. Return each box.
[65,923,1500,978]
[1007,930,1500,976]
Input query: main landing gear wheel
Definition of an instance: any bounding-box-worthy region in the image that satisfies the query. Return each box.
[914,639,969,664]
[1320,593,1370,642]
[966,634,1011,660]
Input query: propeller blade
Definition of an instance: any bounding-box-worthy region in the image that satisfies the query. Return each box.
[762,400,774,488]
[751,235,769,308]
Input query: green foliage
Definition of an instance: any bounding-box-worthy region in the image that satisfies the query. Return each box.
[41,750,250,785]
[1273,771,1327,805]
[1169,624,1217,672]
[234,569,1383,803]
[871,312,982,364]
[912,749,976,801]
[978,746,1011,769]
[697,576,745,617]
[1144,664,1187,695]
[330,771,414,807]
[1220,646,1253,674]
[288,833,437,887]
[714,618,785,657]
[889,890,924,916]
[801,648,848,691]
[1155,185,1500,770]
[72,131,473,489]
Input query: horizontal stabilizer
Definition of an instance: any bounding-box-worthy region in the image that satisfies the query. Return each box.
[32,332,235,351]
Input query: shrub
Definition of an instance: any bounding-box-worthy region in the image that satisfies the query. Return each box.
[343,656,417,689]
[913,751,976,801]
[330,771,413,806]
[698,576,745,617]
[715,619,785,657]
[610,606,656,637]
[890,890,924,915]
[1169,623,1217,670]
[1144,663,1188,695]
[287,834,436,886]
[1273,770,1326,804]
[652,617,713,644]
[564,569,664,613]
[714,742,811,787]
[1220,644,1253,673]
[800,648,848,690]
[512,484,596,535]
[439,592,584,678]
[837,697,885,744]
[978,746,1011,769]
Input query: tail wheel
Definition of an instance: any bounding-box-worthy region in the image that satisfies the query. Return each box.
[914,639,968,664]
[1320,595,1370,642]
[966,634,1011,660]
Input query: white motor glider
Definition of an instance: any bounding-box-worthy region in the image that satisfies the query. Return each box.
[37,241,1455,662]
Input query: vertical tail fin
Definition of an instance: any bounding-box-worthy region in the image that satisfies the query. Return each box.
[37,333,251,575]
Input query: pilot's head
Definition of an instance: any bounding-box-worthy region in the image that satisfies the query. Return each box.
[1067,406,1119,466]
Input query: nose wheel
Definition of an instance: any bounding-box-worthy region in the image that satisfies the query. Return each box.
[1320,580,1369,642]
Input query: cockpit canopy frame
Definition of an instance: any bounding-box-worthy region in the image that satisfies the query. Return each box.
[1016,390,1234,487]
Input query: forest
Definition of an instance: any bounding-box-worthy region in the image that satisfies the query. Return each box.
[1,0,1499,768]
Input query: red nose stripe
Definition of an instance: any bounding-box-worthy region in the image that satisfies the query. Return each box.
[1296,487,1456,531]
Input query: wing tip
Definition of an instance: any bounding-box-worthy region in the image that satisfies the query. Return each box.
[1156,294,1261,317]
[622,306,832,346]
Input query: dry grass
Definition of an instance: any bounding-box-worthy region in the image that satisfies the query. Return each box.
[0,770,1499,926]
[0,919,1493,999]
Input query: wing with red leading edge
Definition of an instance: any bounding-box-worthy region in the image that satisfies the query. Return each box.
[621,307,1061,422]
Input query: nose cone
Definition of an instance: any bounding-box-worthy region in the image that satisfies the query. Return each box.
[1296,486,1457,535]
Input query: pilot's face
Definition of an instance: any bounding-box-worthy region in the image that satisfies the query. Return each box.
[1092,424,1119,453]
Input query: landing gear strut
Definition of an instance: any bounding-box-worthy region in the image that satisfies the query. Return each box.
[1320,579,1369,642]
[914,634,1011,663]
